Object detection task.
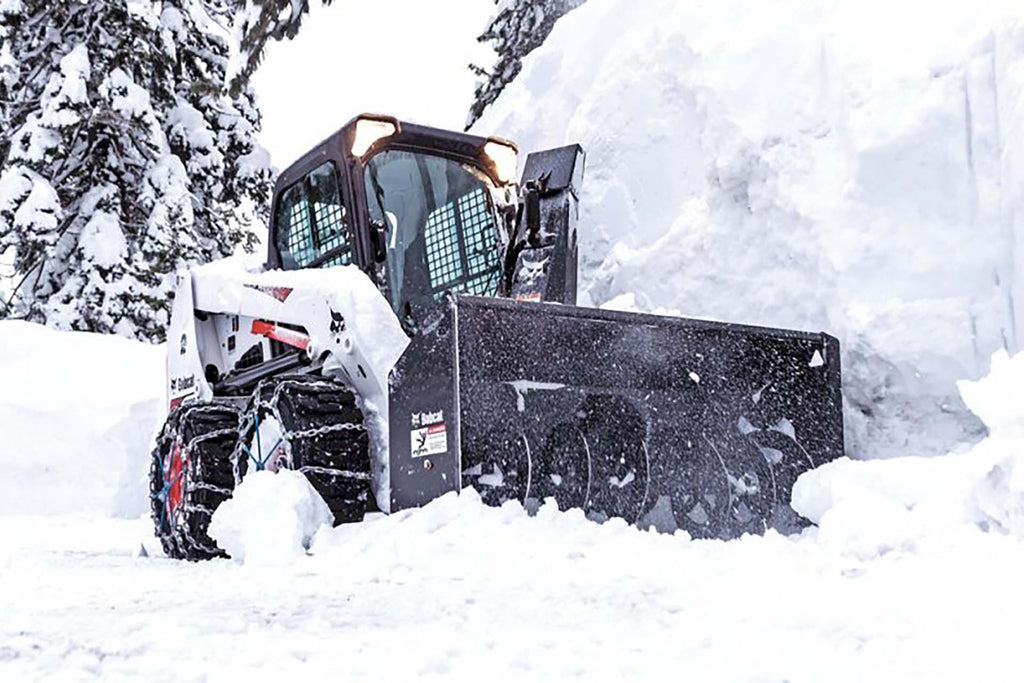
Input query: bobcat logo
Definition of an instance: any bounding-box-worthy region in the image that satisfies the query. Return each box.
[329,309,345,334]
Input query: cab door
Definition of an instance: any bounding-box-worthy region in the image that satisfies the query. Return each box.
[270,159,361,271]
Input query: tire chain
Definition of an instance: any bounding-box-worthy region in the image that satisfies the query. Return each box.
[232,376,367,485]
[151,403,239,560]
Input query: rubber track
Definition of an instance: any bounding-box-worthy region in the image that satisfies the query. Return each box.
[150,403,240,561]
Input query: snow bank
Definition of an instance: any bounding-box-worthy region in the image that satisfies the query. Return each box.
[793,349,1024,557]
[0,321,162,517]
[476,0,1024,459]
[209,470,332,565]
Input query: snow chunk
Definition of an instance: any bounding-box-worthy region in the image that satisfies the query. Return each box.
[973,457,1024,538]
[957,349,1024,434]
[57,44,89,105]
[959,350,1024,537]
[79,211,126,269]
[105,68,152,119]
[793,349,1024,551]
[209,470,333,565]
[11,172,60,233]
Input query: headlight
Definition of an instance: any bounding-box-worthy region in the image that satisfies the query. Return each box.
[351,118,397,157]
[484,139,518,184]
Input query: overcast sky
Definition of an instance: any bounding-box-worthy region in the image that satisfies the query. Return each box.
[251,0,497,168]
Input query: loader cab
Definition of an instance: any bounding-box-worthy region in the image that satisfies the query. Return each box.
[267,114,519,329]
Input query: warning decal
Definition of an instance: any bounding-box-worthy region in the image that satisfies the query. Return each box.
[411,423,447,458]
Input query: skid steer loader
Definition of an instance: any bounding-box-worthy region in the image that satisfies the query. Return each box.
[151,114,844,560]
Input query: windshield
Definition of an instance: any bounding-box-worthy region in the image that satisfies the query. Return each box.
[364,150,503,325]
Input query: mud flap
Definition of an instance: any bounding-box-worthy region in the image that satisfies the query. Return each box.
[389,295,843,539]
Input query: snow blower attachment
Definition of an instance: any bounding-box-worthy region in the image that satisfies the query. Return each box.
[390,296,841,537]
[154,114,843,559]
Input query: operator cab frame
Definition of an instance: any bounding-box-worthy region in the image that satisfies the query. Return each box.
[266,114,519,327]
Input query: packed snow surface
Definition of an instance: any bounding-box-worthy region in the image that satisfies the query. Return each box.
[475,0,1024,460]
[3,321,1024,679]
[6,488,1024,681]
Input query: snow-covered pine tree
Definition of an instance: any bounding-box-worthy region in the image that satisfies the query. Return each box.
[228,0,330,94]
[0,0,272,341]
[467,0,586,128]
[0,0,22,174]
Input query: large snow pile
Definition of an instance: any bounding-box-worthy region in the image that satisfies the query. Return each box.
[476,0,1024,460]
[0,321,162,517]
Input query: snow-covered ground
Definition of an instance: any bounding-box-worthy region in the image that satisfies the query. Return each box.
[3,490,1023,681]
[3,320,1024,680]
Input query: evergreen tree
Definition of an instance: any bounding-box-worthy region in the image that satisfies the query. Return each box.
[0,0,272,341]
[228,0,331,94]
[467,0,586,128]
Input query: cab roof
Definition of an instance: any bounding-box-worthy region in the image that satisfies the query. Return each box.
[275,114,517,191]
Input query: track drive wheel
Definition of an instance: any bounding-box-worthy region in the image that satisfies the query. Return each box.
[150,402,240,560]
[235,375,371,524]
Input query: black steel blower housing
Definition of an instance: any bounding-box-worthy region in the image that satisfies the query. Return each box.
[388,294,843,539]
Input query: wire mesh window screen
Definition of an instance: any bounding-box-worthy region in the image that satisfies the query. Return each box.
[424,203,463,290]
[275,184,312,268]
[275,162,351,269]
[309,163,351,267]
[423,187,501,299]
[458,189,501,295]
